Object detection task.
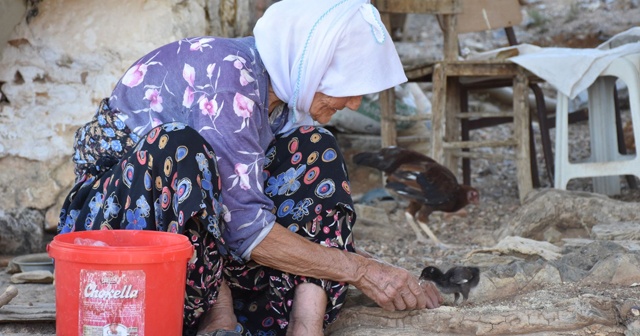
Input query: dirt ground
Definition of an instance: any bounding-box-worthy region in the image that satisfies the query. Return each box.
[339,0,640,333]
[2,0,640,335]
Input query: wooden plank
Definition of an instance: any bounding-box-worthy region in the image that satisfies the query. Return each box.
[336,133,431,148]
[405,64,435,81]
[445,62,521,77]
[457,0,523,34]
[373,0,461,14]
[392,114,431,122]
[455,111,514,119]
[443,139,518,149]
[451,151,512,160]
[397,135,431,143]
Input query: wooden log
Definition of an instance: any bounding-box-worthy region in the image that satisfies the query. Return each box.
[0,285,18,308]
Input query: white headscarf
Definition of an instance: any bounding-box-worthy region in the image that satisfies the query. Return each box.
[253,0,407,132]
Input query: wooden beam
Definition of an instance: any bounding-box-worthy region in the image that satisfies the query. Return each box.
[445,62,521,77]
[457,0,523,34]
[443,139,518,149]
[451,151,513,160]
[372,0,461,14]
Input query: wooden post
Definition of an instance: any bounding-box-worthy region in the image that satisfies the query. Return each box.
[513,69,532,202]
[379,10,397,149]
[430,63,446,162]
[444,74,461,176]
[440,13,459,62]
[380,88,398,148]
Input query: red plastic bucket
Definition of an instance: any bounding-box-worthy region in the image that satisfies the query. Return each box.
[48,230,193,336]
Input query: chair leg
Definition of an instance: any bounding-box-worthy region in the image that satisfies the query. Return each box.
[529,84,554,184]
[529,117,541,188]
[613,86,639,189]
[460,87,541,188]
[460,84,553,188]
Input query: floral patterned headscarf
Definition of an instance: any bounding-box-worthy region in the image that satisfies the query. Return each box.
[253,0,407,133]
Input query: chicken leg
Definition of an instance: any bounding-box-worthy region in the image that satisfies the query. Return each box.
[404,211,429,243]
[404,211,449,248]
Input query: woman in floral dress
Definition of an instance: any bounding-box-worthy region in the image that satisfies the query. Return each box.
[58,1,442,335]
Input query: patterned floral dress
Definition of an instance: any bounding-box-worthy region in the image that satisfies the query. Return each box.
[59,36,356,336]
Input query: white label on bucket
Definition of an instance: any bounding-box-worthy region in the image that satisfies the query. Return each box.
[79,270,145,336]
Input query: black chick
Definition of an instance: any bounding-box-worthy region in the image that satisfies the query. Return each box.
[419,266,480,306]
[352,146,480,246]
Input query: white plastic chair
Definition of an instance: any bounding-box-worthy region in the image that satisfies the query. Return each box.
[554,53,640,195]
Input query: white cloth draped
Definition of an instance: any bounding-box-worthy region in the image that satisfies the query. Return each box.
[509,28,640,99]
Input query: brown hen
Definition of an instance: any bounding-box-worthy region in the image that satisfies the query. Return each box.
[353,146,479,246]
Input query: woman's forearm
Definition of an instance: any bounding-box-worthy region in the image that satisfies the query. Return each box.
[249,223,367,284]
[250,223,442,311]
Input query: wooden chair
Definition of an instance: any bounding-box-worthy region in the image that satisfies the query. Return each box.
[374,0,461,149]
[453,0,551,188]
[377,0,547,202]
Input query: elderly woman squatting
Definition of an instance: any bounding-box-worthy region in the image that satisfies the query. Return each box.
[57,1,442,335]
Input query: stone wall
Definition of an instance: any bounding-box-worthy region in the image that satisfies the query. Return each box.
[0,0,255,254]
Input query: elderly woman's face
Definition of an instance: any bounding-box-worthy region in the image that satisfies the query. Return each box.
[309,92,363,124]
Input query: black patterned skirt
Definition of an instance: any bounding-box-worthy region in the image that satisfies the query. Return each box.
[59,101,356,336]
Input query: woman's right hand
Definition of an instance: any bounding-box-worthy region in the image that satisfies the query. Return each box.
[251,224,441,311]
[353,257,442,311]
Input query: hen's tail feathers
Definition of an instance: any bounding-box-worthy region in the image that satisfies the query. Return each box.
[352,152,390,172]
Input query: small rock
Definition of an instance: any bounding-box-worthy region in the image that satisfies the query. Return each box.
[5,261,21,274]
[466,236,562,261]
[0,209,44,255]
[354,204,390,224]
[627,320,640,335]
[618,300,640,319]
[10,270,54,284]
[591,222,640,240]
[585,254,640,286]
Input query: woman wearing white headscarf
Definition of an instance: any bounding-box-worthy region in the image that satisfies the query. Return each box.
[57,0,442,335]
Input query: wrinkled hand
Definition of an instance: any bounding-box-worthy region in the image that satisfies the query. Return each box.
[354,258,442,311]
[419,280,443,308]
